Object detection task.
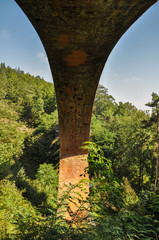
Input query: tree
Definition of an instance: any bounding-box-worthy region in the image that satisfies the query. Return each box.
[20,91,44,127]
[0,63,7,98]
[93,85,117,119]
[91,85,153,190]
[145,92,159,192]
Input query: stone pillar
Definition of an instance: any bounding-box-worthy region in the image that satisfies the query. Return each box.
[52,63,102,220]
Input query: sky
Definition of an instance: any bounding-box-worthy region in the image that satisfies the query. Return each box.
[0,0,159,110]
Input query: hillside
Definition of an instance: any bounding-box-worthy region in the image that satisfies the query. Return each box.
[0,62,59,173]
[0,64,59,236]
[0,63,159,239]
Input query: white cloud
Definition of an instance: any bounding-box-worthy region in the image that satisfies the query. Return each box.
[113,72,121,79]
[37,52,48,63]
[123,76,142,83]
[1,29,10,40]
[111,73,142,84]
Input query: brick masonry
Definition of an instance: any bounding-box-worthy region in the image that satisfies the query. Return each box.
[15,0,157,218]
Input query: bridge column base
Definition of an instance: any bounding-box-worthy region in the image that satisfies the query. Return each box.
[58,154,89,222]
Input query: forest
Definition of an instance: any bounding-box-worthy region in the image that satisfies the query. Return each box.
[0,62,159,239]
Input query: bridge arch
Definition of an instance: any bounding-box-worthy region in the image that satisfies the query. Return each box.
[13,0,157,217]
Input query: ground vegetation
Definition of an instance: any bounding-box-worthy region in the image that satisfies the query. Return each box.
[0,63,159,239]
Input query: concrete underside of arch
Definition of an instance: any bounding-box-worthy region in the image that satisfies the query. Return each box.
[15,0,157,219]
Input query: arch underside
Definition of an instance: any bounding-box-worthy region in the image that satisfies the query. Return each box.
[15,0,157,217]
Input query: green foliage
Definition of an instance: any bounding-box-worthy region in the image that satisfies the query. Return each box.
[1,65,159,238]
[144,92,159,193]
[91,86,157,191]
[36,110,58,133]
[0,63,57,127]
[20,91,45,127]
[91,115,116,159]
[0,179,38,238]
[20,114,59,172]
[0,63,59,238]
[1,138,159,239]
[35,163,58,207]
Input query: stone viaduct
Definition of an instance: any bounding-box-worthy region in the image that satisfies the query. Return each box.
[15,0,157,215]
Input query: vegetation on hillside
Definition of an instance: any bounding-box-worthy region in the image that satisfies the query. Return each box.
[0,63,159,239]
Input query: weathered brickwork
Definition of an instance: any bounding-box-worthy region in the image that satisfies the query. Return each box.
[15,0,157,218]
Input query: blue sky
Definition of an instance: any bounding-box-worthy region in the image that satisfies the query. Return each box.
[0,0,52,81]
[0,0,159,110]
